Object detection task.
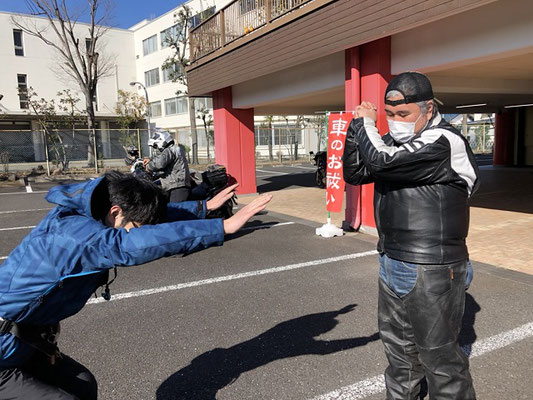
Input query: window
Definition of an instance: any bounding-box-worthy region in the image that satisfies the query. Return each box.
[85,38,92,53]
[150,101,162,118]
[13,29,24,56]
[17,74,28,109]
[190,6,216,29]
[162,63,182,82]
[144,68,160,87]
[161,24,182,48]
[142,35,158,56]
[194,97,213,110]
[164,97,188,115]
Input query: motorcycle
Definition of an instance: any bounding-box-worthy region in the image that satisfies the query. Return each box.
[309,151,327,188]
[123,146,236,219]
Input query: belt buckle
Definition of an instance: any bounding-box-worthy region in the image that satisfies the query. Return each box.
[0,317,13,335]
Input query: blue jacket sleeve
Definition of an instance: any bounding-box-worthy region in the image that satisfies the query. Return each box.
[166,200,208,221]
[84,218,224,269]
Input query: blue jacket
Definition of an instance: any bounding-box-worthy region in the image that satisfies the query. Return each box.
[0,177,224,368]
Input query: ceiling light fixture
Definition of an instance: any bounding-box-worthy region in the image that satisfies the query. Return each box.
[456,103,487,109]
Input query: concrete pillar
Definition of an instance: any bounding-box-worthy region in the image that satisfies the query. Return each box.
[359,37,392,230]
[100,121,112,159]
[31,120,45,162]
[494,110,515,166]
[212,87,257,194]
[343,46,362,231]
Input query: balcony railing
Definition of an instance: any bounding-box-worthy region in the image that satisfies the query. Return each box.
[190,0,313,62]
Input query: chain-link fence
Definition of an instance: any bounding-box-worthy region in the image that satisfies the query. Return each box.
[0,129,151,174]
[452,123,494,154]
[0,125,326,173]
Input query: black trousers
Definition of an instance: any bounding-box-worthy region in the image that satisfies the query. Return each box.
[168,186,191,203]
[378,260,476,400]
[0,351,97,400]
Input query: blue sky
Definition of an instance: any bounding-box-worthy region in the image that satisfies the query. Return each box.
[0,0,185,29]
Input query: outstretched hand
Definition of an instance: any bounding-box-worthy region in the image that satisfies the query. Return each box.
[206,183,239,211]
[223,194,273,234]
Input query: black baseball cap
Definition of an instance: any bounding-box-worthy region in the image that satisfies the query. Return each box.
[385,72,434,106]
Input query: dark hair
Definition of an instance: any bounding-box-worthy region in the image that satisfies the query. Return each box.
[92,171,167,225]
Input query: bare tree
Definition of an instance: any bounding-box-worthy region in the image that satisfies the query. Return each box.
[309,115,327,152]
[12,0,114,166]
[163,5,214,164]
[197,105,213,163]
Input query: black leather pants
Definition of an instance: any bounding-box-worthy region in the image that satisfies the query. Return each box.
[378,260,476,399]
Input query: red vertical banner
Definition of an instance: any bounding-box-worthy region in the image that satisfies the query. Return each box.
[326,112,353,213]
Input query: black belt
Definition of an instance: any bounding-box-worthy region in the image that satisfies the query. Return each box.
[0,317,59,358]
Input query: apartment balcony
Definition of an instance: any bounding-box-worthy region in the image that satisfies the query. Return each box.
[189,0,326,63]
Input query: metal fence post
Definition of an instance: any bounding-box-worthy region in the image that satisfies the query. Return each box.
[43,130,51,176]
[137,129,142,158]
[93,129,99,174]
[278,129,282,163]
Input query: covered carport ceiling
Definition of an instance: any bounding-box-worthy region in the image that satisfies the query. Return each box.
[251,51,533,115]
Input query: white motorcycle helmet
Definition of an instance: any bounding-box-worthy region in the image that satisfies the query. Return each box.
[148,129,174,152]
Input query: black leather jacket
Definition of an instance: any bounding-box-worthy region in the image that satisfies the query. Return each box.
[343,113,480,264]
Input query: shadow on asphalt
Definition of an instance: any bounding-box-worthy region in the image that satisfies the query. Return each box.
[459,293,481,357]
[470,167,533,214]
[257,172,317,193]
[156,304,380,400]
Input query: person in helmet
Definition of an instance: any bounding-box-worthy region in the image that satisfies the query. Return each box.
[143,130,192,202]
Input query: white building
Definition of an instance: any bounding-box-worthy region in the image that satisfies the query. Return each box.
[0,0,316,166]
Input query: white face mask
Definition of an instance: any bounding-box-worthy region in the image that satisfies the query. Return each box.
[387,113,423,143]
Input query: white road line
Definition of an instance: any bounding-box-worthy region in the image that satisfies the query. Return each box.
[240,221,295,231]
[87,250,379,305]
[0,208,53,215]
[311,321,533,400]
[289,165,316,170]
[0,226,36,232]
[0,256,7,260]
[0,191,47,196]
[256,169,290,176]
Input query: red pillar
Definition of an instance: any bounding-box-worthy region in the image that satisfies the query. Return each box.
[343,47,362,231]
[494,110,515,166]
[359,37,392,229]
[212,87,257,194]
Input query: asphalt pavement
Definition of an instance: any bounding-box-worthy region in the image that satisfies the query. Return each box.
[0,169,532,400]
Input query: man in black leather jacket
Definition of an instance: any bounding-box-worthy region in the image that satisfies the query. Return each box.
[343,72,479,399]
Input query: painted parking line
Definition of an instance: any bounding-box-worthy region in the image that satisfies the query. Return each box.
[0,226,36,232]
[288,165,316,170]
[0,256,6,260]
[87,250,379,305]
[0,191,48,196]
[256,169,290,176]
[311,322,533,400]
[0,208,53,215]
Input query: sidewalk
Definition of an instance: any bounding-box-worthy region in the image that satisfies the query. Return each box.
[239,167,533,275]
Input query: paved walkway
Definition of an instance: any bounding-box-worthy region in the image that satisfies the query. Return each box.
[240,166,533,275]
